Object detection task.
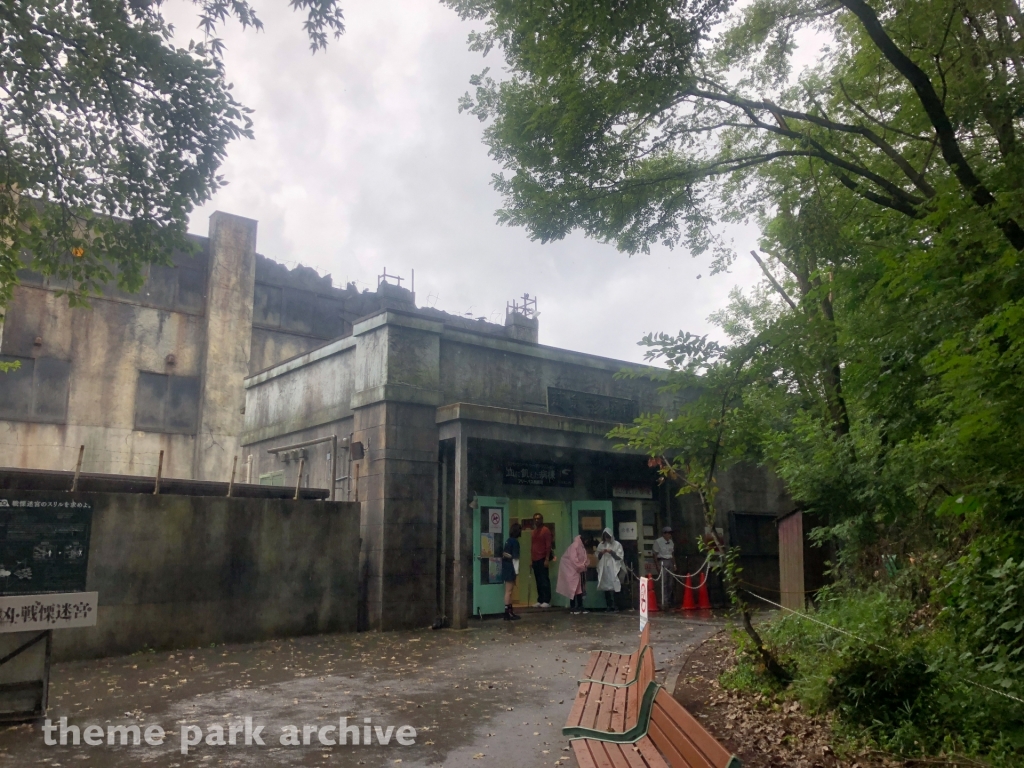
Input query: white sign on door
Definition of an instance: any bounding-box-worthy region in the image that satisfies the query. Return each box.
[639,577,649,632]
[488,509,503,534]
[0,592,98,633]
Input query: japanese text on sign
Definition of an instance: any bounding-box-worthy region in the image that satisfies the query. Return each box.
[0,591,98,633]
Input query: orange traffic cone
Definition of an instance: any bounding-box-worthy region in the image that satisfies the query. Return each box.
[697,573,712,609]
[680,574,697,610]
[646,575,659,612]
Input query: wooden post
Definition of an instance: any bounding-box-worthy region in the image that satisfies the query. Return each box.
[227,456,237,497]
[778,510,805,611]
[153,450,163,495]
[70,445,84,492]
[293,457,305,500]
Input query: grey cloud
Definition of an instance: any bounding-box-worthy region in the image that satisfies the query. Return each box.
[168,0,763,363]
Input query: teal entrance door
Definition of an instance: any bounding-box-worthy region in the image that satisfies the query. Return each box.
[473,496,510,617]
[571,501,613,609]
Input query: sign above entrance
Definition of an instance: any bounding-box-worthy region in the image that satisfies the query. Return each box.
[612,484,653,500]
[503,462,574,488]
[547,387,638,423]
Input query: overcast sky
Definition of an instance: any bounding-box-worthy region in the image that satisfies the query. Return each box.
[168,0,768,364]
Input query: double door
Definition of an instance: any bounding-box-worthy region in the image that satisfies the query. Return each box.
[471,498,613,616]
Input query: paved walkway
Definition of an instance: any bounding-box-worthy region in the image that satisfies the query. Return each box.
[0,611,723,767]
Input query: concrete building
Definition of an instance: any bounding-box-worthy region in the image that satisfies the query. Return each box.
[241,287,793,631]
[0,210,793,633]
[0,212,415,481]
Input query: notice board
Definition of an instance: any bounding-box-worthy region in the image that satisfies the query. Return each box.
[0,499,92,596]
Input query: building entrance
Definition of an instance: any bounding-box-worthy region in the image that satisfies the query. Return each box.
[471,498,615,615]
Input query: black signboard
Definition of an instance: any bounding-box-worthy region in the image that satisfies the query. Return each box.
[504,462,574,487]
[547,387,638,423]
[0,499,92,596]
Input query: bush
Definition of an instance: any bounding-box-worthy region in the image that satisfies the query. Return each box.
[729,584,1024,765]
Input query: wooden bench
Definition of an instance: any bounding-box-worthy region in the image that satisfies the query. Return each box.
[565,682,742,768]
[565,625,653,733]
[563,622,742,768]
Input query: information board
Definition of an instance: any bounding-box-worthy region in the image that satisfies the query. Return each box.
[0,499,92,596]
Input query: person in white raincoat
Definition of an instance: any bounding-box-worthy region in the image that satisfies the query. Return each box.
[595,528,625,611]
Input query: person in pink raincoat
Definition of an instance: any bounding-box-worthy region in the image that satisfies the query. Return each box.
[556,535,589,614]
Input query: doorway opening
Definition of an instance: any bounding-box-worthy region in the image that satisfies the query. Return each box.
[509,500,567,608]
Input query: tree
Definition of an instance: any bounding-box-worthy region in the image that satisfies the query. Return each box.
[0,0,345,309]
[446,0,1024,259]
[612,331,791,684]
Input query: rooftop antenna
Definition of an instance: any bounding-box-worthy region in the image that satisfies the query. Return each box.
[506,293,538,318]
[377,267,404,288]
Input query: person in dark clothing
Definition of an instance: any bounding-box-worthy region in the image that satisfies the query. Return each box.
[530,513,555,607]
[502,523,522,621]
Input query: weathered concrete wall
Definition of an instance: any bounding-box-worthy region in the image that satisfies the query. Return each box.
[439,334,672,414]
[242,337,358,447]
[0,271,206,479]
[15,491,362,661]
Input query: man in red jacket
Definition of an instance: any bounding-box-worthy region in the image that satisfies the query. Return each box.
[530,513,555,607]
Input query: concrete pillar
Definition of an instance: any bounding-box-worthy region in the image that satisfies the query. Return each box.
[504,311,538,343]
[350,311,443,630]
[194,212,257,481]
[451,426,469,629]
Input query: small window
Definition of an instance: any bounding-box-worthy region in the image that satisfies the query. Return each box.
[259,471,285,487]
[134,371,200,434]
[0,356,71,423]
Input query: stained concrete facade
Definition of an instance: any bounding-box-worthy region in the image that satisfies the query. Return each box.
[241,296,794,631]
[0,209,793,634]
[2,490,360,660]
[0,212,426,482]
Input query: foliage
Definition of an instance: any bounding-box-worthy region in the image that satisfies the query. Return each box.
[445,0,1024,760]
[0,0,345,309]
[447,0,1024,260]
[732,585,1024,764]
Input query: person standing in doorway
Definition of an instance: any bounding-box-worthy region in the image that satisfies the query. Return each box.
[652,526,676,608]
[530,513,555,608]
[502,523,523,621]
[556,534,589,614]
[596,528,625,611]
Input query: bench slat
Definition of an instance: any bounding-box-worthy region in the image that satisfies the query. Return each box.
[635,735,671,768]
[625,678,639,728]
[611,684,628,732]
[573,739,601,768]
[651,690,733,767]
[649,716,716,768]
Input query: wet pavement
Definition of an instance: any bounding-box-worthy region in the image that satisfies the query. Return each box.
[0,610,723,767]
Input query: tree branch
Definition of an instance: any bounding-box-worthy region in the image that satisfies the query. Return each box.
[750,250,798,310]
[839,0,1024,251]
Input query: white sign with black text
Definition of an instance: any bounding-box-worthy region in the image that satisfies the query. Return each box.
[0,592,98,633]
[639,577,649,632]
